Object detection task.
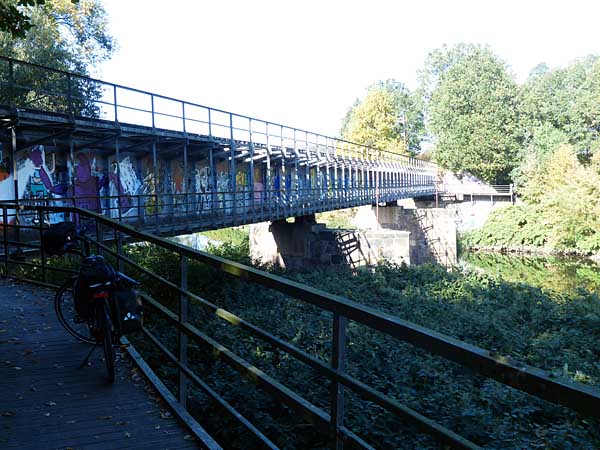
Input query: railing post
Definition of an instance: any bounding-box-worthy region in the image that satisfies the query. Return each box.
[151,94,156,129]
[3,208,9,275]
[115,229,124,273]
[66,73,73,118]
[330,312,347,450]
[229,113,237,219]
[113,85,118,122]
[178,255,189,408]
[38,208,47,283]
[8,59,15,109]
[95,220,103,256]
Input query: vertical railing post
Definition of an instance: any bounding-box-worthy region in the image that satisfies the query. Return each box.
[249,119,255,222]
[95,220,103,257]
[115,229,124,273]
[151,94,156,130]
[2,208,8,275]
[113,85,118,122]
[229,113,237,219]
[8,59,15,109]
[66,74,73,118]
[178,255,189,408]
[38,208,47,283]
[208,108,213,139]
[152,142,159,230]
[330,313,347,450]
[183,142,189,221]
[115,138,122,222]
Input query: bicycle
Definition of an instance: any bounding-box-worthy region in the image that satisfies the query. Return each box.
[44,220,141,383]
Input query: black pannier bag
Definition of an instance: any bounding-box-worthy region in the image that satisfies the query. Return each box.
[114,282,143,334]
[73,255,116,319]
[42,221,76,256]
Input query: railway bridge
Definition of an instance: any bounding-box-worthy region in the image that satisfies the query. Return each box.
[0,56,437,236]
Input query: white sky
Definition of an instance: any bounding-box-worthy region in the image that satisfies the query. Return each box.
[98,0,599,137]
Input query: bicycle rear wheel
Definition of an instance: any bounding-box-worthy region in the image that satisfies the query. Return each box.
[55,277,96,344]
[100,303,116,383]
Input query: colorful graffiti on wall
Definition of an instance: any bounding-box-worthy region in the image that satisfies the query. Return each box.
[0,139,388,226]
[72,152,107,212]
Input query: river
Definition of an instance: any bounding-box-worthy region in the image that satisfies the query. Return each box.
[460,251,600,294]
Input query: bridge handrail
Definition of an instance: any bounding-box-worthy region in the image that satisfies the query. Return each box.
[0,55,436,170]
[1,202,599,449]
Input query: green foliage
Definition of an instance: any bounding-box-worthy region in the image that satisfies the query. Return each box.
[0,0,115,115]
[125,239,600,449]
[315,207,357,229]
[200,226,249,248]
[340,79,425,154]
[520,55,600,158]
[0,0,52,38]
[466,145,600,254]
[421,44,523,183]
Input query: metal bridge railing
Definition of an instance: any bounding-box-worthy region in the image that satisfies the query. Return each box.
[1,203,599,449]
[15,183,437,232]
[0,55,436,172]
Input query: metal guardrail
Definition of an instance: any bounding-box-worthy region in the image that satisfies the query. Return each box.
[15,183,437,232]
[436,184,515,205]
[0,55,436,168]
[1,203,599,449]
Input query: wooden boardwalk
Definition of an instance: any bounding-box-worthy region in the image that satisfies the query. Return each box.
[0,279,201,450]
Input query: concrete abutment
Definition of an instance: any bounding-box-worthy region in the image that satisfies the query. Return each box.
[249,204,458,271]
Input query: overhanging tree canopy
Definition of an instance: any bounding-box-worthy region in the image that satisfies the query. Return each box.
[421,44,523,183]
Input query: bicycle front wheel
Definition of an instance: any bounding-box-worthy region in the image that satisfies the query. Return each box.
[55,277,96,344]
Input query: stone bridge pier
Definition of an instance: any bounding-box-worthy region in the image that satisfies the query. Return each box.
[249,202,457,271]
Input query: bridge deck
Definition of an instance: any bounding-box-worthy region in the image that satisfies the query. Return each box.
[0,279,200,450]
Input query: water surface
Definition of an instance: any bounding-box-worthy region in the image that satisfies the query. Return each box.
[461,252,600,294]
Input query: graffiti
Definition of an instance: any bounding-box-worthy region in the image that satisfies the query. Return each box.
[235,165,251,211]
[0,144,10,183]
[215,160,230,213]
[109,156,139,217]
[0,143,14,223]
[24,146,67,199]
[253,165,263,203]
[73,152,107,212]
[171,159,184,194]
[193,161,212,213]
[13,145,69,224]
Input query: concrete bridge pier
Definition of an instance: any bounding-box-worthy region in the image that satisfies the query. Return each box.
[249,215,411,271]
[356,202,458,266]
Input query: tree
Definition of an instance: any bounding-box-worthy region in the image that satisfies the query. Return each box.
[520,55,600,159]
[421,44,523,183]
[340,80,425,155]
[0,0,115,116]
[0,0,49,38]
